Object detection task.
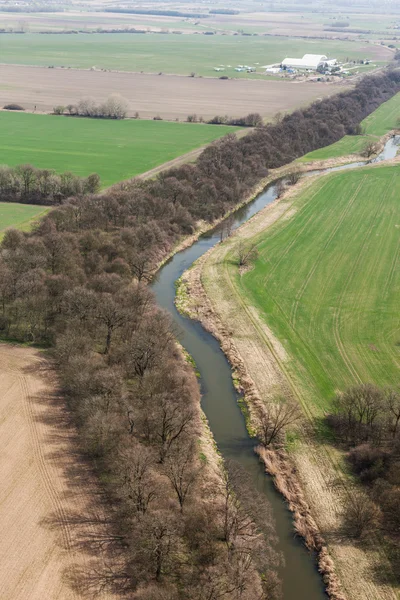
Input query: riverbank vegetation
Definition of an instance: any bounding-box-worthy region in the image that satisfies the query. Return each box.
[1,72,400,598]
[299,89,400,161]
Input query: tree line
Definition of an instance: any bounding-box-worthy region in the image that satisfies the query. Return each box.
[0,164,100,204]
[1,71,400,597]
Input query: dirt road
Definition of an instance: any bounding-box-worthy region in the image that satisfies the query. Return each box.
[0,64,347,120]
[0,344,121,600]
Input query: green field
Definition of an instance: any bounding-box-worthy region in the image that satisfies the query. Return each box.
[0,33,382,78]
[0,202,49,238]
[240,166,400,413]
[300,92,400,162]
[0,112,238,186]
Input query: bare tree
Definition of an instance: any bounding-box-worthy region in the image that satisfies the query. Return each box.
[287,169,303,185]
[361,140,379,158]
[164,441,199,510]
[236,242,259,267]
[342,490,381,538]
[118,446,157,515]
[275,180,285,198]
[256,398,302,447]
[384,387,400,438]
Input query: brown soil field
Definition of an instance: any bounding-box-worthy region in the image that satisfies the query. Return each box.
[0,344,122,600]
[0,64,347,120]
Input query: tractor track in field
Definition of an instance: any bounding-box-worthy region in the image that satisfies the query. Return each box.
[0,345,123,600]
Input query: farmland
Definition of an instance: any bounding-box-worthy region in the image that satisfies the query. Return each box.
[196,163,400,600]
[0,64,347,122]
[241,166,400,413]
[0,112,238,186]
[300,91,400,161]
[0,32,387,78]
[0,202,49,238]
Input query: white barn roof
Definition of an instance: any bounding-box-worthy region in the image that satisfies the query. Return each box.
[281,54,328,70]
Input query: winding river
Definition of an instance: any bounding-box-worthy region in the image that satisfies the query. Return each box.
[152,136,399,600]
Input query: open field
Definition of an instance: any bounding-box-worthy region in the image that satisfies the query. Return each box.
[0,64,348,122]
[194,163,400,600]
[300,91,400,161]
[242,166,400,411]
[0,111,238,186]
[0,9,399,40]
[0,32,391,77]
[0,344,121,600]
[0,202,49,237]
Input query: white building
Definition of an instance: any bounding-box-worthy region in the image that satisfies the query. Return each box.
[281,54,332,70]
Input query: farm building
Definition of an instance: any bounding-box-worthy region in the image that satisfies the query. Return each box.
[281,54,335,71]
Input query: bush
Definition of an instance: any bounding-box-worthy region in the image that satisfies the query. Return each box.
[348,443,390,483]
[3,103,24,111]
[53,105,65,115]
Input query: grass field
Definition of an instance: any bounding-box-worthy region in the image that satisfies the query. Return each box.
[240,166,400,413]
[0,112,238,186]
[0,33,382,77]
[300,92,400,162]
[0,202,49,237]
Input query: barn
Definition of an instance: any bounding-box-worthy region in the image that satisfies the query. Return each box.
[281,54,331,70]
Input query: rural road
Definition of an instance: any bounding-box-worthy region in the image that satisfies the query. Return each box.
[0,345,122,600]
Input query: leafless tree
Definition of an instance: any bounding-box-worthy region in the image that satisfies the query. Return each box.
[256,398,302,447]
[384,387,400,438]
[361,140,379,158]
[118,446,157,515]
[236,241,259,267]
[164,441,200,510]
[342,490,381,538]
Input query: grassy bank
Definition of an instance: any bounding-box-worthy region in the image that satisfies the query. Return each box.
[0,112,237,186]
[299,91,400,161]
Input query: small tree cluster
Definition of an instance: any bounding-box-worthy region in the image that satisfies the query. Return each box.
[0,164,100,204]
[65,94,129,119]
[328,384,400,557]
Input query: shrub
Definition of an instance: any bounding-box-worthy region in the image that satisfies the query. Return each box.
[53,105,65,115]
[348,443,390,483]
[3,103,24,111]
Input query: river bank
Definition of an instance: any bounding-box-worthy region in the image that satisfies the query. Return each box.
[174,144,400,600]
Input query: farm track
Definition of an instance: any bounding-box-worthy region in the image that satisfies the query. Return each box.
[196,166,399,600]
[0,345,122,600]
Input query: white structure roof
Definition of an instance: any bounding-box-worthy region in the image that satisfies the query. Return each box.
[281,54,329,70]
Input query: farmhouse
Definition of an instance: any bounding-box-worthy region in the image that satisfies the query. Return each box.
[281,54,335,71]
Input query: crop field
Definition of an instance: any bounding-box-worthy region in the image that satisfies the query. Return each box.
[0,202,49,238]
[240,166,400,413]
[0,112,238,186]
[0,33,386,77]
[300,91,400,161]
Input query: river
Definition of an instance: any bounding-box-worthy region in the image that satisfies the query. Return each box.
[151,136,399,600]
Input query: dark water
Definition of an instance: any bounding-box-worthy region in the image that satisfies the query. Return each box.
[151,136,399,600]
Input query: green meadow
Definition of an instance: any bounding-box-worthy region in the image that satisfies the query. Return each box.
[0,202,49,238]
[0,33,379,78]
[239,166,400,413]
[299,91,400,162]
[0,112,237,187]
